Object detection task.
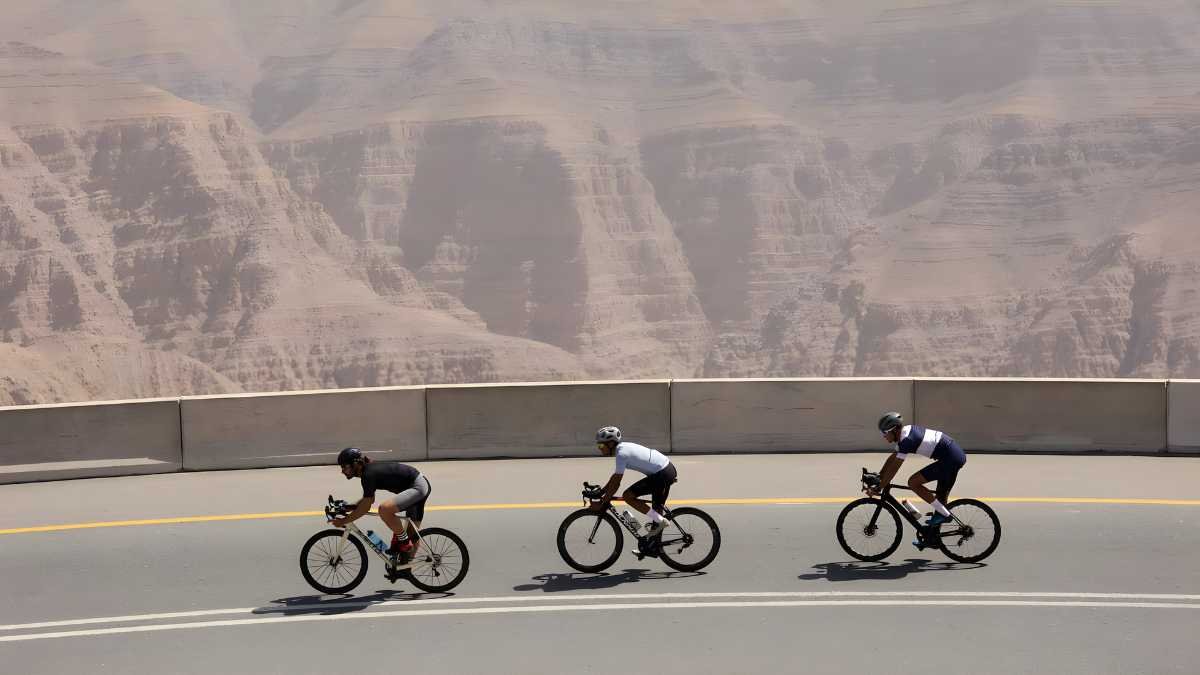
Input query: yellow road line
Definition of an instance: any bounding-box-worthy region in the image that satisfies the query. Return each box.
[0,511,322,535]
[980,497,1200,506]
[1,496,1198,535]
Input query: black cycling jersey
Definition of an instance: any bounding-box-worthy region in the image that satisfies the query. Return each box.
[360,461,420,499]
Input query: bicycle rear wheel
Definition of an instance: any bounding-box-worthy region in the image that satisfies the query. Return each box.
[937,498,1001,563]
[405,527,470,592]
[658,507,721,572]
[300,529,369,594]
[557,509,623,573]
[836,498,902,562]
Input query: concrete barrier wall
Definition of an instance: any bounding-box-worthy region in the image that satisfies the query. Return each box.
[180,386,426,470]
[0,398,181,484]
[672,378,913,453]
[426,381,671,459]
[9,378,1194,482]
[915,378,1167,453]
[1168,380,1200,453]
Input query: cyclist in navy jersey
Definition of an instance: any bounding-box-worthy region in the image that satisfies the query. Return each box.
[869,412,967,537]
[590,426,677,537]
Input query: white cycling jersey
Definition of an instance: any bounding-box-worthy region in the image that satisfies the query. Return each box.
[613,442,670,476]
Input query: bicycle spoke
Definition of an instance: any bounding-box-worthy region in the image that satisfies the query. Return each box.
[837,499,901,561]
[308,535,361,588]
[659,511,715,567]
[939,501,1000,561]
[410,533,465,587]
[560,513,620,569]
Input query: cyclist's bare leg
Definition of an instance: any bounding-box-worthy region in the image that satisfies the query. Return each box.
[378,501,404,536]
[907,471,936,504]
[621,491,652,515]
[910,469,954,519]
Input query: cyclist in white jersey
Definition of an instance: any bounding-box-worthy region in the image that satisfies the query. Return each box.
[590,426,677,537]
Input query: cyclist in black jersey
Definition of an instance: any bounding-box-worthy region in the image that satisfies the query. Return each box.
[331,447,430,564]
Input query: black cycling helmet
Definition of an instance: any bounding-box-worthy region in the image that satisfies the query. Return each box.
[877,412,903,434]
[336,447,365,466]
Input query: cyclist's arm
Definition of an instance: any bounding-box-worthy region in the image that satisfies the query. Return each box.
[877,453,904,489]
[599,473,623,502]
[339,496,374,523]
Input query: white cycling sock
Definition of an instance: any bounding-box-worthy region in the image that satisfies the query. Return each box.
[646,508,664,523]
[931,500,951,517]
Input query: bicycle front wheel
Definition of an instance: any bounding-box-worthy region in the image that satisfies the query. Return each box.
[557,509,623,573]
[405,527,470,592]
[300,529,369,594]
[937,498,1001,563]
[658,507,721,572]
[836,498,902,562]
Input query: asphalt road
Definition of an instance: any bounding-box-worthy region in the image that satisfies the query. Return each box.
[2,454,1198,674]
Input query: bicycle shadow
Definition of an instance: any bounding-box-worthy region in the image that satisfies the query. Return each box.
[513,569,704,593]
[798,558,986,582]
[254,589,453,616]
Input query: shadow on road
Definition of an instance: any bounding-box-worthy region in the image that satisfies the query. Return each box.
[798,558,985,582]
[254,589,452,616]
[513,569,704,592]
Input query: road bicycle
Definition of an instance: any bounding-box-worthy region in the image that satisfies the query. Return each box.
[835,468,1001,563]
[299,496,470,594]
[556,482,720,573]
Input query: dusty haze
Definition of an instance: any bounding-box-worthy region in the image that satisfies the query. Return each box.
[2,1,1200,405]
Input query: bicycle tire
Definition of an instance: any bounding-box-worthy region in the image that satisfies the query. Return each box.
[557,509,623,573]
[836,498,902,562]
[300,529,370,594]
[404,527,470,592]
[937,498,1001,563]
[658,507,721,572]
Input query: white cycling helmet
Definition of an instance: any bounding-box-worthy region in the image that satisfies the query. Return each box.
[595,426,622,443]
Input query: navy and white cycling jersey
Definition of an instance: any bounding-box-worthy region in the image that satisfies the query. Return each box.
[893,424,963,462]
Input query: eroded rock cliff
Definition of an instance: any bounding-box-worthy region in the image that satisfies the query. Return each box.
[1,1,1199,404]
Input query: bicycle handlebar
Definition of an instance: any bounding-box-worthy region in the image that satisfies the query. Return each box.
[324,494,355,520]
[581,482,605,502]
[860,468,912,493]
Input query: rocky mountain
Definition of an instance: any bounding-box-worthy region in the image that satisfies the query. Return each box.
[1,1,1199,404]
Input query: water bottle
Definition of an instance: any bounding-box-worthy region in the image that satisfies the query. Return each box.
[366,530,387,553]
[621,509,640,530]
[901,500,921,518]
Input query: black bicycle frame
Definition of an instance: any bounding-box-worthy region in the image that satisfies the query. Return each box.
[878,485,926,530]
[871,485,964,543]
[591,502,690,549]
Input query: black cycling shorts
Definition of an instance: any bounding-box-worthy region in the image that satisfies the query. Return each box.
[917,439,966,503]
[625,463,678,512]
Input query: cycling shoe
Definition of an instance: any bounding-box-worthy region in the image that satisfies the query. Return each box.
[925,512,952,528]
